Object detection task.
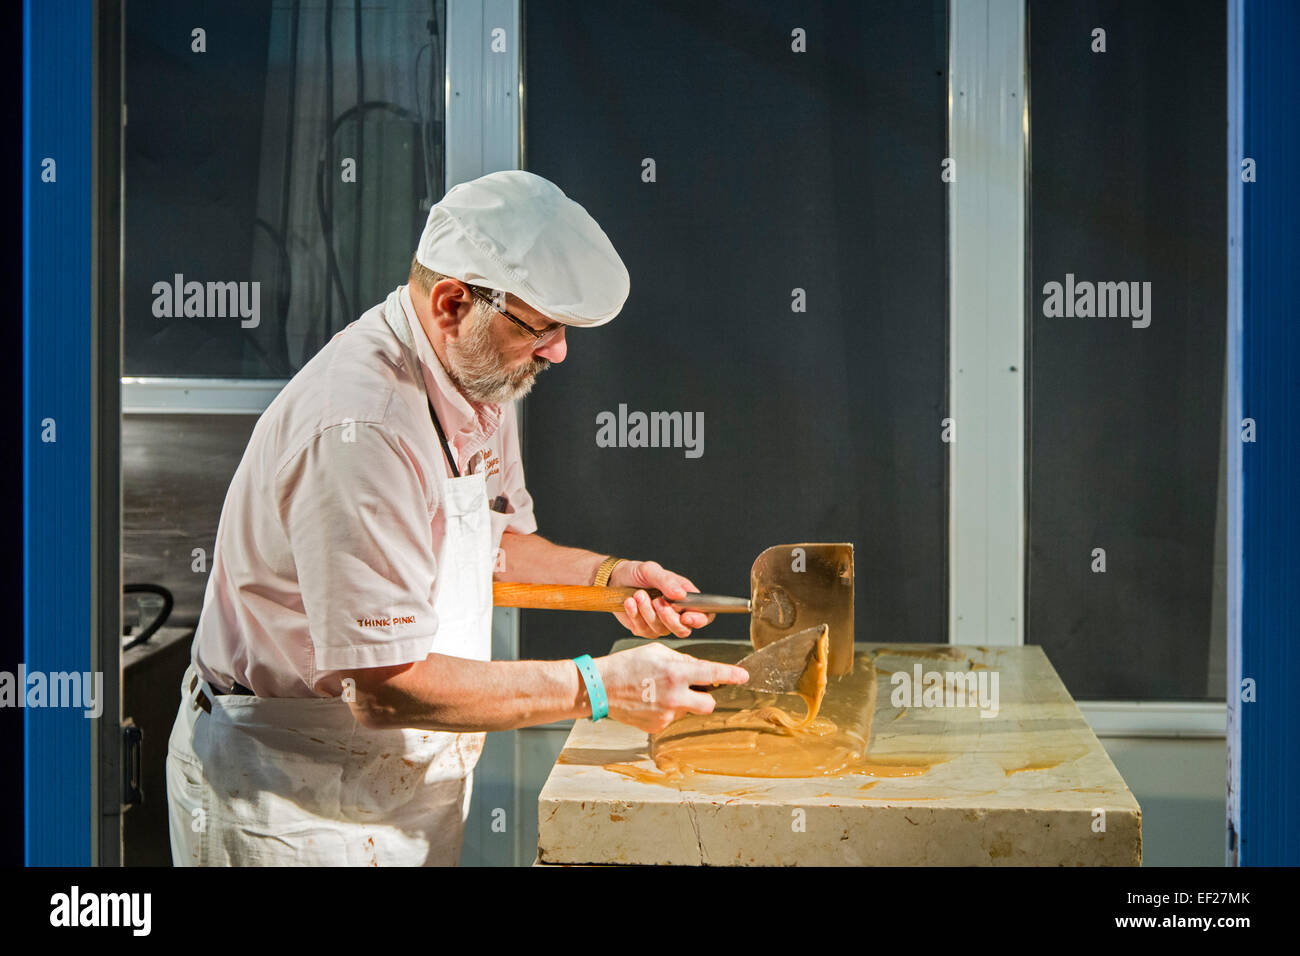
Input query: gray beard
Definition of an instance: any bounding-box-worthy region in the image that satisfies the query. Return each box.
[445,305,550,404]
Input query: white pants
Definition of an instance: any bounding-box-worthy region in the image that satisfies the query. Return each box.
[166,665,481,866]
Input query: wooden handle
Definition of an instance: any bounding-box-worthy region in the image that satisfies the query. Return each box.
[492,582,657,612]
[491,582,752,614]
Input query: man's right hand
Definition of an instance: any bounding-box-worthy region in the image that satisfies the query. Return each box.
[593,643,750,734]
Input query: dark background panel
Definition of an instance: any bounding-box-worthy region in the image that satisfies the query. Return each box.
[124,0,273,376]
[1027,0,1226,699]
[520,0,950,661]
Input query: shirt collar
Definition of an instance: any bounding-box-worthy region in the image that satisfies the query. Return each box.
[400,284,503,459]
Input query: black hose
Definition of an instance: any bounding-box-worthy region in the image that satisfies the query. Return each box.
[413,42,430,202]
[427,4,443,198]
[252,218,293,376]
[315,101,421,330]
[123,583,175,651]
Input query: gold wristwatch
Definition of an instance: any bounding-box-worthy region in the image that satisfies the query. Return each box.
[592,555,626,588]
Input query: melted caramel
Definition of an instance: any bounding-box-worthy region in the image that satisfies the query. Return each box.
[871,645,965,662]
[996,749,1087,777]
[793,626,830,724]
[853,757,943,778]
[606,639,880,783]
[1004,760,1061,776]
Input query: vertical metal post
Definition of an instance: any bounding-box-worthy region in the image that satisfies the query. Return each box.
[947,0,1028,647]
[445,0,524,865]
[445,0,521,189]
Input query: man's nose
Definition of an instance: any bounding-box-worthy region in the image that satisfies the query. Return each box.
[534,329,566,363]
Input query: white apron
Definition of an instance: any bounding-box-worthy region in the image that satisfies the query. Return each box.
[166,287,496,866]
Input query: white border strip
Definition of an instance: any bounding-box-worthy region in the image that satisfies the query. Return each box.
[948,0,1028,646]
[1080,701,1227,739]
[121,377,287,415]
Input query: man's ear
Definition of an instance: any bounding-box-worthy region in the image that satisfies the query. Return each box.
[428,279,475,340]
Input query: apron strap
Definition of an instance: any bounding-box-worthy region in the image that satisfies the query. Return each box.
[383,285,462,481]
[427,398,461,479]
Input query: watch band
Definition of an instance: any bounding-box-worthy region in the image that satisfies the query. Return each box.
[592,555,626,588]
[573,654,608,721]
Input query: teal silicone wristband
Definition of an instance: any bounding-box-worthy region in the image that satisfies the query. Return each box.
[573,654,608,722]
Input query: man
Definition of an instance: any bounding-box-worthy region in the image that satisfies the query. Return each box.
[166,170,748,866]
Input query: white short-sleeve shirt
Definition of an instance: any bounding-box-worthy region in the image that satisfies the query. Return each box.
[192,285,537,698]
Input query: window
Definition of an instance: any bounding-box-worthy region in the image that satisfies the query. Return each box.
[124,0,447,379]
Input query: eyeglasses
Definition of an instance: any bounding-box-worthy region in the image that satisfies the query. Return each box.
[469,286,566,348]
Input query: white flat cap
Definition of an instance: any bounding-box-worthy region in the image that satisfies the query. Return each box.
[415,170,630,328]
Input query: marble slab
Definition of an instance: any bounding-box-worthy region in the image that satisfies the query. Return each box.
[537,640,1142,866]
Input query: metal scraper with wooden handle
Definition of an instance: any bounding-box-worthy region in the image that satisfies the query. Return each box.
[492,542,856,676]
[491,582,751,614]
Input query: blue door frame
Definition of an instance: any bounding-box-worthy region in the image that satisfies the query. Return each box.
[23,0,94,865]
[1227,0,1300,866]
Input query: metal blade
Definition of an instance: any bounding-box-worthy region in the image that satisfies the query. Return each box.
[736,624,828,694]
[750,543,854,676]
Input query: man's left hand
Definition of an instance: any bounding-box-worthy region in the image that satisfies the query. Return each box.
[609,560,716,638]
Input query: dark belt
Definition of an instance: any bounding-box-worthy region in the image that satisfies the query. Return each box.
[190,674,254,714]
